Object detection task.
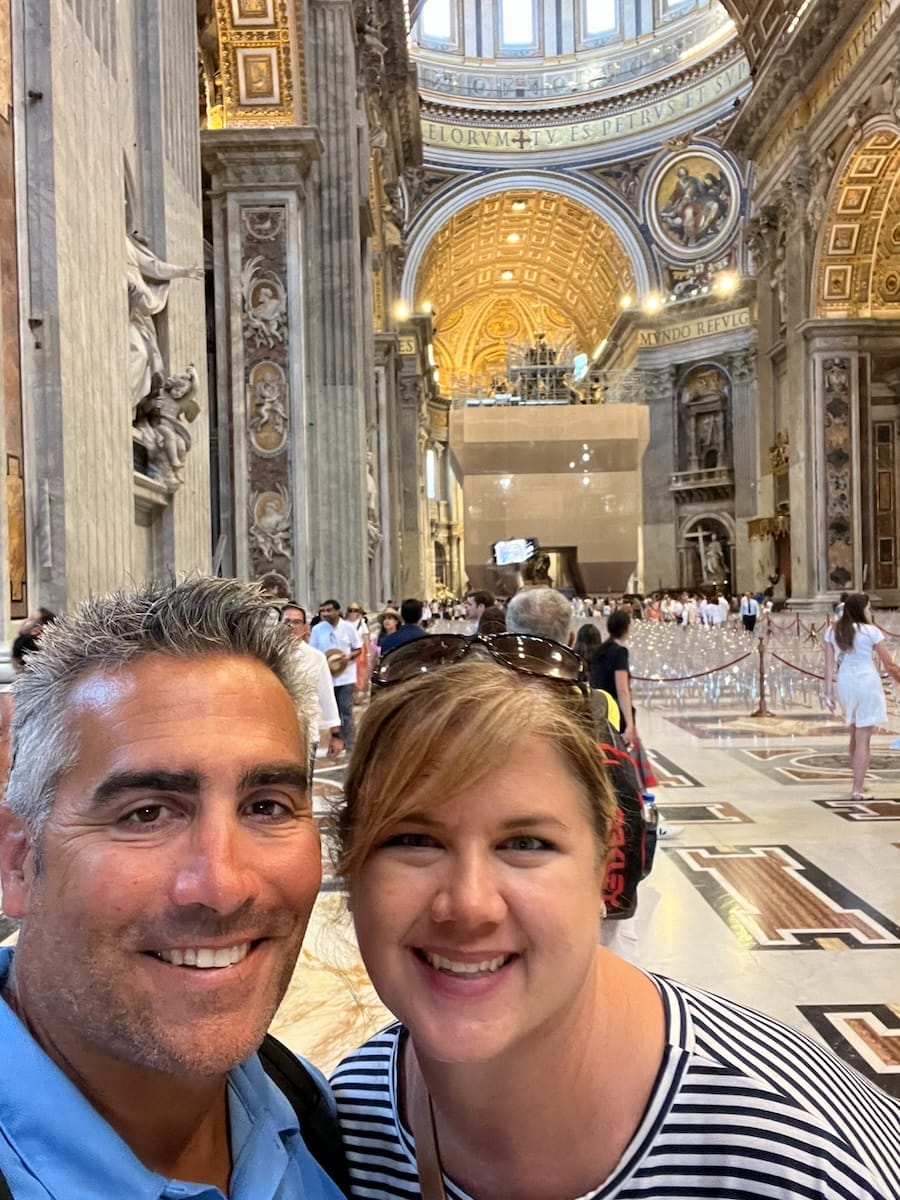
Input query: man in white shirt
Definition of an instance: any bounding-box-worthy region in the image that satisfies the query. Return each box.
[309,599,362,749]
[281,604,343,763]
[739,592,760,634]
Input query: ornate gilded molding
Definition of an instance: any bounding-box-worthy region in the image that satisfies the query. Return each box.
[210,0,301,128]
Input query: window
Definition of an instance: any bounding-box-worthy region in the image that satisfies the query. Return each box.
[420,0,452,41]
[584,0,616,35]
[426,449,437,500]
[499,0,536,47]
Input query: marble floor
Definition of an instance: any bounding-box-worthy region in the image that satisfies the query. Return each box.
[2,699,898,1097]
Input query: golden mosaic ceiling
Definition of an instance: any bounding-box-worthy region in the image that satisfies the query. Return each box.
[816,130,900,319]
[415,190,634,392]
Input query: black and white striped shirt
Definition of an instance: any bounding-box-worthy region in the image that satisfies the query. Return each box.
[330,975,900,1199]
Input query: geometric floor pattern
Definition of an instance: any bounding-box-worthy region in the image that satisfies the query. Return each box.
[736,745,900,785]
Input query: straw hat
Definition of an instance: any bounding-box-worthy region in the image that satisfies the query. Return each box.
[377,606,400,624]
[325,648,348,675]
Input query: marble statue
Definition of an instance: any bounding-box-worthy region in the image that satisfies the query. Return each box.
[366,447,382,558]
[704,536,727,580]
[134,365,200,490]
[127,233,202,413]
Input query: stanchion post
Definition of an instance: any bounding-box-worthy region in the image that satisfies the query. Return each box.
[751,634,776,718]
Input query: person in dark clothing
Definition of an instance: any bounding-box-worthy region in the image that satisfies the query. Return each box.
[589,610,635,746]
[377,597,429,657]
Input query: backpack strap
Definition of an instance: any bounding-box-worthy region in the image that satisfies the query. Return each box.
[258,1033,351,1196]
[0,1040,351,1200]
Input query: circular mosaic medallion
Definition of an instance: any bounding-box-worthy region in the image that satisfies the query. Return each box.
[646,149,740,260]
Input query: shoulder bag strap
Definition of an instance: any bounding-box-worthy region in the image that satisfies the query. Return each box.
[412,1091,448,1200]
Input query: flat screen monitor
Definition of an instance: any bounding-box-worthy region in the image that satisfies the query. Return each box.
[492,537,538,566]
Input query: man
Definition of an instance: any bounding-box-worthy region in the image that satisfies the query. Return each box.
[463,589,493,629]
[281,603,344,763]
[0,578,345,1198]
[739,591,760,634]
[309,599,362,751]
[505,587,652,961]
[377,597,428,657]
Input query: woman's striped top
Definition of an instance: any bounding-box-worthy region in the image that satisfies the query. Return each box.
[330,974,900,1199]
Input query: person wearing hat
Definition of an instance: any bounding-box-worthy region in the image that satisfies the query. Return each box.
[309,600,363,750]
[376,598,429,658]
[345,603,371,702]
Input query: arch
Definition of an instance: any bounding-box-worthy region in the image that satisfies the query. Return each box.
[681,511,736,541]
[402,169,656,306]
[812,121,900,319]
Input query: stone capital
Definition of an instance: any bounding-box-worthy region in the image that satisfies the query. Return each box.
[201,127,323,195]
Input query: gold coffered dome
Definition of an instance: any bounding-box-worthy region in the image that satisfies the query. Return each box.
[415,189,633,396]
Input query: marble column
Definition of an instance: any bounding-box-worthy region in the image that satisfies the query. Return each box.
[306,0,370,606]
[810,347,861,600]
[727,345,759,588]
[641,366,678,588]
[201,128,321,596]
[397,369,426,599]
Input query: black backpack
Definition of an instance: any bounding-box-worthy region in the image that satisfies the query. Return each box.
[0,1033,351,1199]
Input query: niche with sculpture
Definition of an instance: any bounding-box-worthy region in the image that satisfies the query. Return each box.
[677,365,731,473]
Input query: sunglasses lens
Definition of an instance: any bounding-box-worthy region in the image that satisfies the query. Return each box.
[488,634,581,681]
[373,635,468,686]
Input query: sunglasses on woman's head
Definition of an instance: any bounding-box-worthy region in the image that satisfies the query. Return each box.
[372,632,585,690]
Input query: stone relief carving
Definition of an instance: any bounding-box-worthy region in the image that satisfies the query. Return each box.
[241,207,286,242]
[247,360,288,456]
[727,347,757,385]
[594,159,644,208]
[822,356,853,589]
[249,484,292,562]
[134,365,201,490]
[806,149,836,229]
[241,256,287,347]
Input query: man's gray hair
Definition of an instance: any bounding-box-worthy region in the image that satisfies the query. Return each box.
[505,587,573,645]
[5,577,315,840]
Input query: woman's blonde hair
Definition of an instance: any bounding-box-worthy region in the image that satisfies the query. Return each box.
[336,659,616,880]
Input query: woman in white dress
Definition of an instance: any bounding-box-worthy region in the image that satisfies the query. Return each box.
[823,592,900,799]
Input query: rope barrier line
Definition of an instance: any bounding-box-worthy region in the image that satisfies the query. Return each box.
[632,649,754,683]
[769,652,824,680]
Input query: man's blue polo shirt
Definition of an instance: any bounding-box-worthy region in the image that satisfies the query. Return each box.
[0,948,345,1199]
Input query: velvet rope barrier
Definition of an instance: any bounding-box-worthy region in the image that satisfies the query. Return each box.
[631,649,754,683]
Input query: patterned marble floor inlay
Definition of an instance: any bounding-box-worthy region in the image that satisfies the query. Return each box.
[650,798,751,823]
[664,713,848,740]
[797,1004,900,1098]
[815,797,900,821]
[738,746,900,785]
[644,748,702,788]
[667,844,900,949]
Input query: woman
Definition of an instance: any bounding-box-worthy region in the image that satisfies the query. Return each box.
[589,609,636,747]
[573,620,603,668]
[823,592,900,799]
[346,603,371,700]
[330,649,897,1199]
